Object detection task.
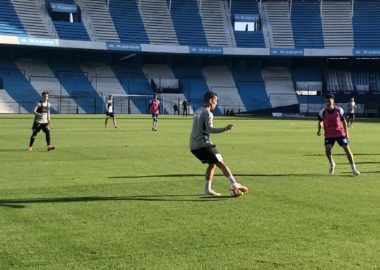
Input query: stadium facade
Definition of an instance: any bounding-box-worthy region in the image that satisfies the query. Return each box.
[0,0,379,116]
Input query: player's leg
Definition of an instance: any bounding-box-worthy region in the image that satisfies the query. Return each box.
[105,116,108,128]
[42,125,55,151]
[112,116,118,128]
[28,123,42,151]
[204,163,220,195]
[351,114,355,127]
[324,143,335,175]
[342,145,360,175]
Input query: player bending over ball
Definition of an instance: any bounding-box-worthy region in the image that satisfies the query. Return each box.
[190,91,248,196]
[27,91,55,152]
[317,93,360,176]
[105,95,118,128]
[149,95,160,131]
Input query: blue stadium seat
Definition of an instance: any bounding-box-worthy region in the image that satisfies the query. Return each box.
[109,0,149,44]
[291,0,324,48]
[53,21,90,41]
[0,0,27,37]
[353,1,380,48]
[230,0,265,48]
[170,0,208,46]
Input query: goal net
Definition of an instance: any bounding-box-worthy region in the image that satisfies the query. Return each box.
[107,94,164,114]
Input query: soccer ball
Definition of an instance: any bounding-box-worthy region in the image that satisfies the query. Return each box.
[230,187,243,197]
[229,184,249,197]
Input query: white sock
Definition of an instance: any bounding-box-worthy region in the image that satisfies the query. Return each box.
[350,162,357,171]
[228,175,237,184]
[205,180,211,191]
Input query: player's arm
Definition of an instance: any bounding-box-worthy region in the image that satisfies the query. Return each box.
[338,107,349,138]
[317,110,323,136]
[33,102,42,116]
[317,120,323,136]
[341,116,349,139]
[206,114,235,134]
[47,104,51,125]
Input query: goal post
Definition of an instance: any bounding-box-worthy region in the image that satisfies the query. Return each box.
[105,94,164,114]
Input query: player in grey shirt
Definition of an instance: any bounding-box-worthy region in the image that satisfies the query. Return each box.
[190,91,248,196]
[27,92,55,152]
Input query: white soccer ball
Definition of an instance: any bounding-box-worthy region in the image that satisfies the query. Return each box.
[230,187,243,197]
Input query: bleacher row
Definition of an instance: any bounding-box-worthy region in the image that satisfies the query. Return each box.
[2,49,380,114]
[1,0,380,48]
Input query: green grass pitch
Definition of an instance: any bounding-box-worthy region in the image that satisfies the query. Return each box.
[0,114,379,269]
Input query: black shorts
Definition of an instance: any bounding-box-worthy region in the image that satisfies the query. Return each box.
[324,136,349,147]
[32,122,49,133]
[346,113,354,119]
[106,112,115,118]
[152,114,159,119]
[191,145,223,164]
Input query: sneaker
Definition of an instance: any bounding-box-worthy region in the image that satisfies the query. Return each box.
[329,162,335,176]
[352,169,360,176]
[204,189,221,196]
[47,145,55,151]
[27,146,33,152]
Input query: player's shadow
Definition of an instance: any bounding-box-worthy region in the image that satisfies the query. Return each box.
[110,173,324,179]
[0,194,229,208]
[336,161,380,165]
[305,153,380,156]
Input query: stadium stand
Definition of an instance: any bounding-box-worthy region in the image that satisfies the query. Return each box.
[0,55,42,113]
[353,71,370,92]
[16,58,75,113]
[170,0,208,46]
[78,0,120,42]
[291,0,324,48]
[353,0,380,48]
[12,0,55,38]
[202,66,245,113]
[261,66,298,108]
[292,60,322,92]
[48,51,103,113]
[326,70,354,93]
[197,0,234,47]
[0,0,27,37]
[111,60,153,96]
[53,21,90,41]
[109,0,149,44]
[321,1,354,48]
[171,63,209,110]
[140,0,179,45]
[231,63,270,111]
[230,0,266,48]
[263,1,295,48]
[45,0,91,41]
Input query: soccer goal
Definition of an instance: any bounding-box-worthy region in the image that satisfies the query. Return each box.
[106,94,164,114]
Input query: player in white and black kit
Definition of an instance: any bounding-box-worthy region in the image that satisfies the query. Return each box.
[105,95,118,128]
[346,97,356,128]
[190,91,248,196]
[27,92,55,152]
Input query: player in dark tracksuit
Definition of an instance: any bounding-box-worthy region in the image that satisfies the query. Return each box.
[28,92,55,152]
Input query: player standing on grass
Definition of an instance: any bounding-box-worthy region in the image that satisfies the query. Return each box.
[27,91,55,152]
[346,97,357,128]
[149,95,160,131]
[317,93,360,176]
[105,95,118,128]
[190,91,248,196]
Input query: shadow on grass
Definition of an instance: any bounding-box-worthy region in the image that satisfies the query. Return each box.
[305,153,380,157]
[109,173,324,179]
[0,194,230,208]
[337,161,380,165]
